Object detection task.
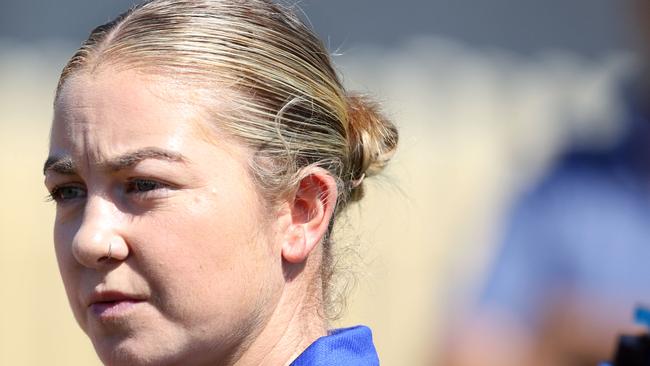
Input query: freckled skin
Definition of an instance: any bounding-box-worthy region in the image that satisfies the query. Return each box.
[47,70,286,366]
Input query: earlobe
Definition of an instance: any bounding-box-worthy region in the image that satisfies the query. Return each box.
[282,225,307,264]
[280,168,337,264]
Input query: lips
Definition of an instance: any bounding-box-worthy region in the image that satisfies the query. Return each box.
[87,290,146,318]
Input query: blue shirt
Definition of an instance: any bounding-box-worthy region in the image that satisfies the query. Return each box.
[290,326,380,366]
[479,83,650,330]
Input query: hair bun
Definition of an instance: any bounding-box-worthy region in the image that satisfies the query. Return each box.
[346,94,399,202]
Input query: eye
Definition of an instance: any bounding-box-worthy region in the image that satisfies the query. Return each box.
[48,185,87,203]
[126,179,168,194]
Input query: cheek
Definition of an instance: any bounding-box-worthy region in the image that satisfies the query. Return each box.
[133,189,277,322]
[53,215,78,282]
[53,217,88,326]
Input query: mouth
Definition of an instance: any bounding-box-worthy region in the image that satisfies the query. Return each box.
[87,291,146,318]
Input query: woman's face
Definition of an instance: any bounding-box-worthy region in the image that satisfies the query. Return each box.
[46,70,285,365]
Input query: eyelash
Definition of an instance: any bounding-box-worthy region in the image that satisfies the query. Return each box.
[46,185,86,203]
[47,179,170,204]
[125,179,169,195]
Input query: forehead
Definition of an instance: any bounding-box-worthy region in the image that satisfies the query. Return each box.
[55,70,193,130]
[52,70,212,162]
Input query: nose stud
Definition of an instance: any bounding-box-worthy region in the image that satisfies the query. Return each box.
[98,240,113,262]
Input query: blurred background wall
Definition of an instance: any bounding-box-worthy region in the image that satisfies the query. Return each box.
[0,0,636,365]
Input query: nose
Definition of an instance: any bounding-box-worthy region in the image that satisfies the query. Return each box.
[72,196,129,268]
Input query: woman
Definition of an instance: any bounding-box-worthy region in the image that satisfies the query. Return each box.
[43,0,398,365]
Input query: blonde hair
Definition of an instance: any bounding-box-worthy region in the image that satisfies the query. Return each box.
[56,0,398,317]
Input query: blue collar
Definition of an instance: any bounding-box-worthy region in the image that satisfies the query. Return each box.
[290,326,379,366]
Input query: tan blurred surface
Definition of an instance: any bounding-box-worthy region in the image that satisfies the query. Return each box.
[0,38,629,365]
[0,42,101,365]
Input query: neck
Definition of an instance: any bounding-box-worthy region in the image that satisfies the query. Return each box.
[231,258,328,366]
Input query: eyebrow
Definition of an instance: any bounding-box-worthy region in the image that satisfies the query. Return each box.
[43,147,187,175]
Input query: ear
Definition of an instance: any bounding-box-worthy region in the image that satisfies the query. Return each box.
[282,168,338,264]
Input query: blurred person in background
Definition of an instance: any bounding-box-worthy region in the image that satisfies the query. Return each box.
[439,1,650,365]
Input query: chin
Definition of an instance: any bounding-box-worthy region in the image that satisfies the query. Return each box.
[96,344,183,366]
[91,330,184,366]
[91,330,226,366]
